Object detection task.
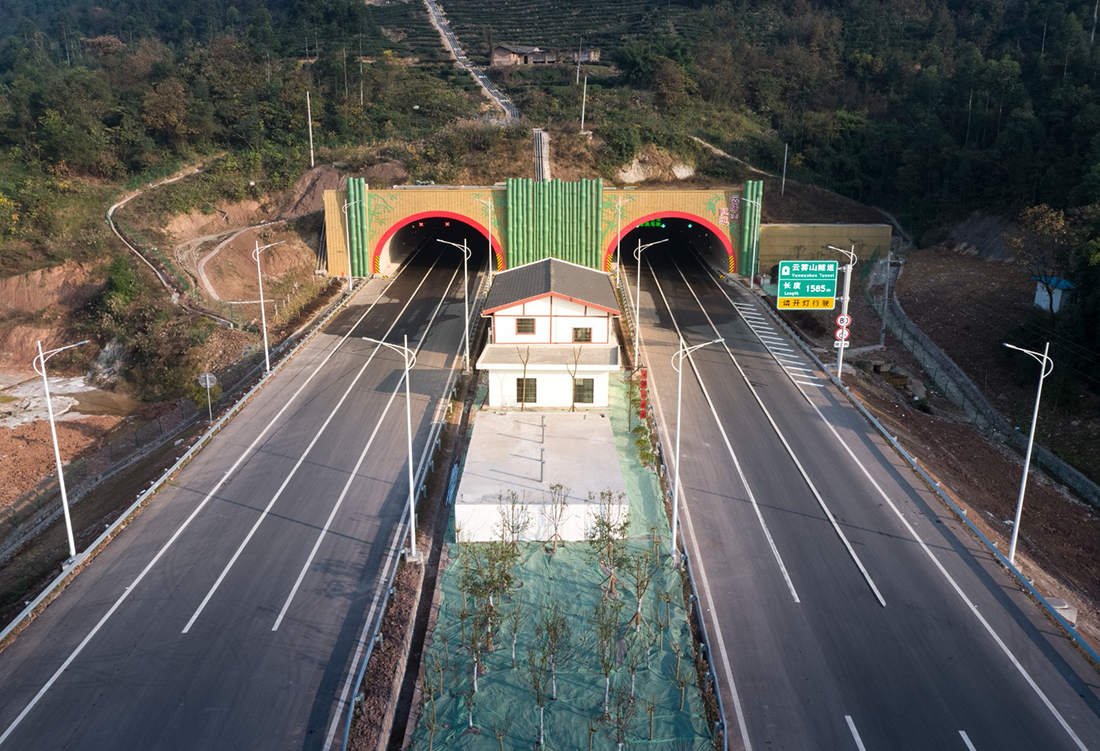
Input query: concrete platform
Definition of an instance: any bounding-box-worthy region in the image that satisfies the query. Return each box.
[455,410,628,542]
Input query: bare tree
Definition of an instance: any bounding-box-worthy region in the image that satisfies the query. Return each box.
[505,600,524,668]
[545,483,570,553]
[566,346,582,411]
[492,714,512,751]
[517,345,531,411]
[591,596,624,714]
[539,601,572,700]
[495,489,531,553]
[423,688,439,751]
[627,550,657,630]
[643,693,659,740]
[426,648,445,697]
[586,706,603,751]
[624,632,643,700]
[609,683,636,751]
[587,489,630,598]
[675,664,694,711]
[462,683,477,731]
[527,644,551,748]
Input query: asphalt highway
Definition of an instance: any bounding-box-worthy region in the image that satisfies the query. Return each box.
[0,244,485,750]
[630,244,1100,750]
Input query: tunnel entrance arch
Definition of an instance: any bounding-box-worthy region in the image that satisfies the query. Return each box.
[373,211,505,275]
[603,211,735,274]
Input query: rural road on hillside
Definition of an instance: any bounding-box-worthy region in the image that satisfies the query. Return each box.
[0,244,485,750]
[630,244,1100,750]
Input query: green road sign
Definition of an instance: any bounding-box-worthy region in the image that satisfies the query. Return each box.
[777,260,838,310]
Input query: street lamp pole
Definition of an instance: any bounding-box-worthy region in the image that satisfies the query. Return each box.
[363,335,420,560]
[437,238,472,370]
[34,339,90,562]
[670,335,723,567]
[633,237,669,369]
[1003,341,1053,566]
[827,244,857,382]
[341,197,361,282]
[253,239,286,374]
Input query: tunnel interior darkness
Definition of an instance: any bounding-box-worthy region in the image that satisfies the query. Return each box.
[617,216,731,274]
[382,216,496,273]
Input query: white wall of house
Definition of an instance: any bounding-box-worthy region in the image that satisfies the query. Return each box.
[487,367,610,408]
[455,495,628,542]
[491,297,612,345]
[1034,283,1069,313]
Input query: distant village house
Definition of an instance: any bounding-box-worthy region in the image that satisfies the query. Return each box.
[1032,276,1076,314]
[490,44,601,67]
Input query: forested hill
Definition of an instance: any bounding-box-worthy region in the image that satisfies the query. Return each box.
[3,0,1100,231]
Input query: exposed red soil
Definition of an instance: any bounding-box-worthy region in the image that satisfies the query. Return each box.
[0,415,126,509]
[777,249,1100,649]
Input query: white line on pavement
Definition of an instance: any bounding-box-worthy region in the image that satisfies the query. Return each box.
[644,259,801,604]
[710,272,1090,750]
[846,716,868,751]
[272,269,462,630]
[627,269,754,751]
[182,262,459,634]
[322,498,408,751]
[668,258,886,607]
[0,260,427,747]
[960,731,977,751]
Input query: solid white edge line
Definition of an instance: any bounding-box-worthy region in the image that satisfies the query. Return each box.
[272,265,464,630]
[846,716,868,751]
[0,261,424,746]
[181,261,458,634]
[959,730,978,751]
[668,257,886,608]
[643,259,801,605]
[704,267,1091,751]
[628,264,754,751]
[321,296,471,751]
[321,501,408,751]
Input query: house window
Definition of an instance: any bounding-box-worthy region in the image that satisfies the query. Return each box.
[516,318,535,334]
[517,378,537,404]
[572,327,593,343]
[573,378,594,404]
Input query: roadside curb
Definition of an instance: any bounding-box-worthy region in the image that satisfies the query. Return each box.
[0,280,363,652]
[731,276,1100,669]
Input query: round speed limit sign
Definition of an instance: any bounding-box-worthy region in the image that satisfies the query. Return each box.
[836,314,852,327]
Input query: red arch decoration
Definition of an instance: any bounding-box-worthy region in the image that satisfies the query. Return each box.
[372,211,506,274]
[602,211,734,273]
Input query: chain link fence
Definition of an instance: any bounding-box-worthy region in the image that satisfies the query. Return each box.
[873,271,1100,509]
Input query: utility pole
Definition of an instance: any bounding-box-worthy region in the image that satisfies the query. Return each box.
[306,91,315,168]
[576,37,582,84]
[580,76,588,133]
[879,251,891,347]
[781,143,788,196]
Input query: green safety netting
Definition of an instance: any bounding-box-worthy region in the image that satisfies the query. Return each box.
[409,378,714,750]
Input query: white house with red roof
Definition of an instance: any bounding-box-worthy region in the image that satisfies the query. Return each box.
[476,258,621,408]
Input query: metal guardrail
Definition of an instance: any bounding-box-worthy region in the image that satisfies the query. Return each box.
[734,278,1100,668]
[339,269,491,749]
[617,267,729,750]
[0,280,362,647]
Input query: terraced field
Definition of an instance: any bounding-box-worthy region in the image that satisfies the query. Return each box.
[437,0,667,65]
[370,0,453,63]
